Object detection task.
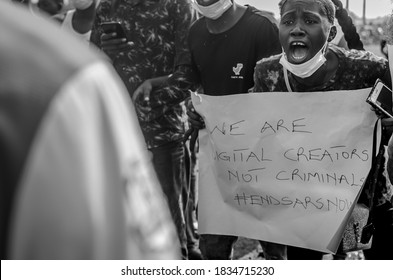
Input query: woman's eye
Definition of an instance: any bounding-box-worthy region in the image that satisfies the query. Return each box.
[282,19,294,25]
[305,18,317,24]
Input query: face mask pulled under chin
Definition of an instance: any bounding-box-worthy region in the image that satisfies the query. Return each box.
[279,40,328,79]
[192,0,232,20]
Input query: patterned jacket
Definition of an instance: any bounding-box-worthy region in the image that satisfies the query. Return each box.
[91,0,196,148]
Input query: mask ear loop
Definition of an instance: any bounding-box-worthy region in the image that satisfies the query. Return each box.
[281,46,293,92]
[190,0,202,15]
[283,68,293,92]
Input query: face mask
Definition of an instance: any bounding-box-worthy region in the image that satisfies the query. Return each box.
[279,40,329,79]
[192,0,232,20]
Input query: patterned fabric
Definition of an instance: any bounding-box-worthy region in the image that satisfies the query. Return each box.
[91,0,195,148]
[253,44,387,93]
[252,43,391,207]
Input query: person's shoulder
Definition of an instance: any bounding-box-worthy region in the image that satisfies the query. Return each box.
[329,45,389,75]
[166,0,193,13]
[254,54,283,79]
[256,53,282,68]
[244,5,278,26]
[189,16,206,33]
[330,44,388,86]
[331,44,387,66]
[253,53,284,92]
[170,0,191,7]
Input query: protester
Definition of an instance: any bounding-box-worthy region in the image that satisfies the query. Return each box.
[186,0,285,259]
[14,0,99,42]
[252,0,393,260]
[90,0,201,260]
[59,0,99,41]
[0,0,179,259]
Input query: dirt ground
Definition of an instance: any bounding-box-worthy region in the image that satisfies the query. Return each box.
[233,237,262,260]
[232,237,365,260]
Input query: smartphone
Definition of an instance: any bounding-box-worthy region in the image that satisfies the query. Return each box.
[100,21,127,40]
[366,79,393,118]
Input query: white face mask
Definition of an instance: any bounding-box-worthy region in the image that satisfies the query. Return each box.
[192,0,233,20]
[279,40,329,79]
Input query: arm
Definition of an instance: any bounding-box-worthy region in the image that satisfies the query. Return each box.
[251,59,273,93]
[132,75,171,103]
[134,0,198,122]
[153,0,197,103]
[134,65,198,121]
[89,1,130,56]
[60,0,99,42]
[71,0,99,34]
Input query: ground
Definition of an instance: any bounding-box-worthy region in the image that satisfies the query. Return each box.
[232,237,366,260]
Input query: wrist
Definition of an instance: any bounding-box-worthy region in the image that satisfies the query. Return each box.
[149,75,170,88]
[72,0,94,10]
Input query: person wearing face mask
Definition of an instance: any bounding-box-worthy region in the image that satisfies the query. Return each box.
[186,0,284,259]
[253,0,387,93]
[252,0,393,259]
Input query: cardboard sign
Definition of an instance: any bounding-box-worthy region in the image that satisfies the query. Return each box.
[192,89,377,253]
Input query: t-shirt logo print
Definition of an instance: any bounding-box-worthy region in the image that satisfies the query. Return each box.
[232,63,243,75]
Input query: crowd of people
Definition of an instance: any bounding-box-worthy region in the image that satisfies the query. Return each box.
[1,0,392,260]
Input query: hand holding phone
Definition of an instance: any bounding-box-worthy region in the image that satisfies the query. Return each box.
[100,22,127,40]
[367,79,393,118]
[99,21,129,53]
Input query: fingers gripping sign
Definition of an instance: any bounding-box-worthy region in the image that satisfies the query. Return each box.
[185,92,205,150]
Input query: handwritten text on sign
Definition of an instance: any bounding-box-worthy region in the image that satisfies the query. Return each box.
[192,89,376,253]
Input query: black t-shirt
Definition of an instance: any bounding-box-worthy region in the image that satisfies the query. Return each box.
[188,6,281,96]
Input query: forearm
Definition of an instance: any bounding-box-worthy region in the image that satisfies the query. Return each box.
[72,0,98,34]
[149,75,171,88]
[135,65,197,122]
[152,65,196,104]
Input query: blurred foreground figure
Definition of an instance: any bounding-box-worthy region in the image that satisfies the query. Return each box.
[0,0,178,260]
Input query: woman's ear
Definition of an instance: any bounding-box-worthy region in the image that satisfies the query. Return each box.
[328,25,337,42]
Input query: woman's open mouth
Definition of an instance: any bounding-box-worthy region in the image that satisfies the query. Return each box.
[289,42,309,63]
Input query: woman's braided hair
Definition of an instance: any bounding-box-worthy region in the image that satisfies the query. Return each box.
[331,0,365,50]
[278,0,336,24]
